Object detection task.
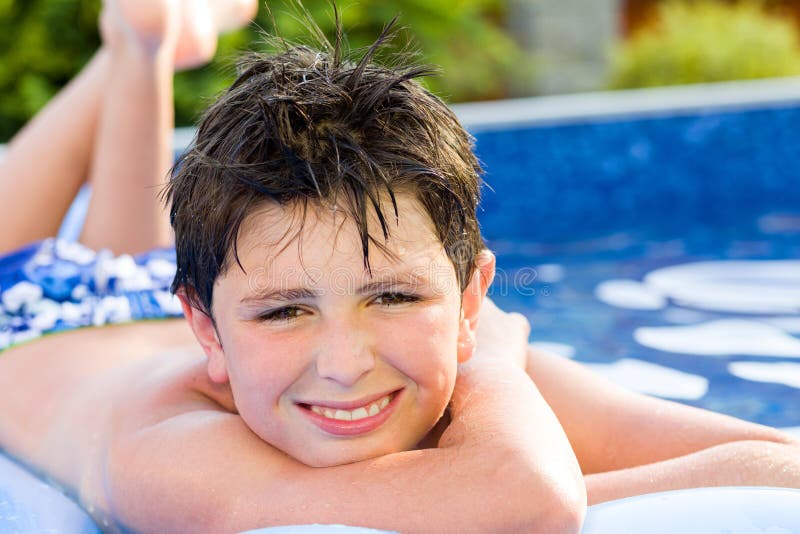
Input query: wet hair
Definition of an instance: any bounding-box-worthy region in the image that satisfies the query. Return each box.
[165,15,484,315]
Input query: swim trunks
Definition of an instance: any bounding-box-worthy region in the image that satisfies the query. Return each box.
[0,239,182,351]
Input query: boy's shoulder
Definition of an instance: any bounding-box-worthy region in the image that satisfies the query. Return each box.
[94,336,294,531]
[33,320,277,529]
[0,320,246,500]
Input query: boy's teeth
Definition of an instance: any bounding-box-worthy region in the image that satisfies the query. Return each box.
[309,394,393,421]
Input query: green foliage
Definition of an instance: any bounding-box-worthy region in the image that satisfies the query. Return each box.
[0,0,522,142]
[0,0,101,141]
[181,0,524,125]
[608,0,800,89]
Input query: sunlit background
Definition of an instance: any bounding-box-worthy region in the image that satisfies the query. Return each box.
[3,0,800,142]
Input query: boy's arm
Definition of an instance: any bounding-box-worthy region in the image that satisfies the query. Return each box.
[104,361,584,533]
[584,439,800,503]
[525,347,800,504]
[103,312,585,533]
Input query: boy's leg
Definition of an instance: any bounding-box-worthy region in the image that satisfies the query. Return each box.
[0,0,258,256]
[80,0,258,254]
[78,0,181,255]
[79,52,175,255]
[0,50,110,255]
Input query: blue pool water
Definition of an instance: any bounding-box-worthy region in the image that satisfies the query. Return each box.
[490,233,800,427]
[465,89,800,430]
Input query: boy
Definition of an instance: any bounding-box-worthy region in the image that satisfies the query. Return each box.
[1,1,799,532]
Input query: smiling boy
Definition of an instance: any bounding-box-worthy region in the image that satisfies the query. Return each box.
[2,2,800,532]
[192,198,471,467]
[164,36,503,468]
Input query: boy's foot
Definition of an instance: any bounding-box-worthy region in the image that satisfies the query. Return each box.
[212,0,259,33]
[173,0,217,70]
[100,0,181,59]
[101,0,258,70]
[174,0,259,69]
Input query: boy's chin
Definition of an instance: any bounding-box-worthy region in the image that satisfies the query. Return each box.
[291,416,451,467]
[286,437,417,468]
[295,445,399,468]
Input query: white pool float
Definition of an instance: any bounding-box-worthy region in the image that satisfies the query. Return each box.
[583,486,800,533]
[0,452,100,533]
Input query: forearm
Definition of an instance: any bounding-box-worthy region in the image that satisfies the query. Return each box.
[586,440,800,504]
[222,361,586,533]
[112,408,583,534]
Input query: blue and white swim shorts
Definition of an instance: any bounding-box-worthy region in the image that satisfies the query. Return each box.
[0,239,183,351]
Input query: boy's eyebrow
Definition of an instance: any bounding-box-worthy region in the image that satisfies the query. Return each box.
[358,277,424,294]
[357,270,433,293]
[242,270,432,303]
[241,287,320,304]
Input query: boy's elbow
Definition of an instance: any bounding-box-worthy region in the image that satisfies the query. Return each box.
[527,481,586,533]
[498,459,587,533]
[542,481,587,533]
[498,489,585,533]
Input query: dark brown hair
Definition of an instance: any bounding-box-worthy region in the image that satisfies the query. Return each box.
[165,17,484,315]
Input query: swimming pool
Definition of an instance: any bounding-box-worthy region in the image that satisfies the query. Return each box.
[460,77,800,434]
[2,77,800,531]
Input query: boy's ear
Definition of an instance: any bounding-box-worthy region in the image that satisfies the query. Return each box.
[457,250,496,364]
[177,290,229,384]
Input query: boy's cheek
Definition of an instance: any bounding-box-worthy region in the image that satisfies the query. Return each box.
[378,318,459,377]
[374,315,448,352]
[230,332,309,382]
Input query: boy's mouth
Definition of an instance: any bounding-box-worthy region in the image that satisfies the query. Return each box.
[297,390,402,436]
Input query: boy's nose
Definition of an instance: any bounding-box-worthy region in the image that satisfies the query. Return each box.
[314,322,375,387]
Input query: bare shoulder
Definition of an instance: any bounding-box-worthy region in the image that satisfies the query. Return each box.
[0,320,209,490]
[99,361,296,532]
[525,347,798,474]
[102,396,280,531]
[43,324,286,531]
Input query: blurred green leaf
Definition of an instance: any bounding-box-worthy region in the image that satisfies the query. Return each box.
[609,0,800,89]
[0,0,523,142]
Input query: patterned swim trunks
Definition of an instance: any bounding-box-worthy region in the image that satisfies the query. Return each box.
[0,239,183,351]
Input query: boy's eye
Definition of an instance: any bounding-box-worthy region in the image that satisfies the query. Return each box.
[373,292,420,307]
[258,306,305,322]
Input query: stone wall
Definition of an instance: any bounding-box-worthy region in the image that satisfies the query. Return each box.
[507,0,622,95]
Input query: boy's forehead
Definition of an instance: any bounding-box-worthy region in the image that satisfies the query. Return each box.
[235,195,445,274]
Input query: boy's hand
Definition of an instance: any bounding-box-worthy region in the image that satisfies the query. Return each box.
[469,298,530,370]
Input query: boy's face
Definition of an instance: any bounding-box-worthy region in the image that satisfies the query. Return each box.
[187,194,485,467]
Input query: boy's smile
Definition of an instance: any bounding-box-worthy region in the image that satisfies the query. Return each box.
[192,194,478,467]
[299,389,401,436]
